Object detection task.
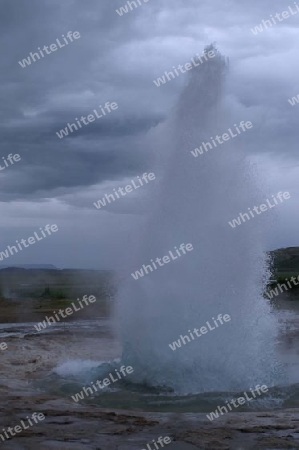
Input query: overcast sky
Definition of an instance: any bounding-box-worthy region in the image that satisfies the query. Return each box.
[0,0,298,269]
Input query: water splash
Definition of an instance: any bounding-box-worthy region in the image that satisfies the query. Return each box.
[116,45,283,394]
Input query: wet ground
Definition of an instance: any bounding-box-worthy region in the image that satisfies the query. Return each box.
[0,296,299,449]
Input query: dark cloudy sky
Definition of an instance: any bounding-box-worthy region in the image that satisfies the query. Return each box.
[0,0,298,268]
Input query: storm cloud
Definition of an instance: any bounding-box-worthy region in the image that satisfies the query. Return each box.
[0,0,298,267]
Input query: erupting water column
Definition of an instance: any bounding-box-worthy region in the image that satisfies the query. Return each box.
[116,46,282,394]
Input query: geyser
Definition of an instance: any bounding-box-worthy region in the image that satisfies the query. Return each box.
[116,45,282,394]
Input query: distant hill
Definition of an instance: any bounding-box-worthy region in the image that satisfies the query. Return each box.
[270,247,299,273]
[0,267,116,301]
[269,247,299,283]
[0,247,298,286]
[0,264,59,270]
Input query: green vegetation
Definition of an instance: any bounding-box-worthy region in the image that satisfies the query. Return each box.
[1,248,299,308]
[0,268,116,300]
[269,247,299,287]
[0,268,115,322]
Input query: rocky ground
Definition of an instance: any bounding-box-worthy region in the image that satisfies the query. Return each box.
[0,392,299,449]
[1,265,299,450]
[0,324,298,449]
